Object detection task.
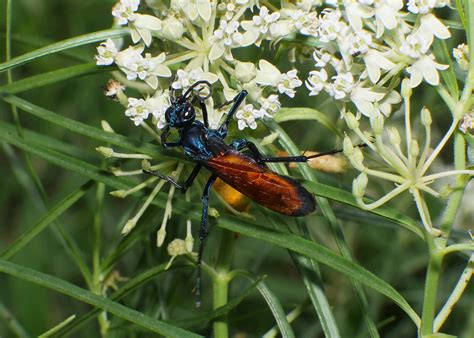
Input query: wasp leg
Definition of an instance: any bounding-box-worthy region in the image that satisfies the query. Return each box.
[195,174,217,307]
[143,164,202,194]
[218,90,248,138]
[233,140,357,163]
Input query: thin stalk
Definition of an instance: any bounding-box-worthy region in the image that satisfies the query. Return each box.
[212,230,237,338]
[420,240,443,335]
[434,254,474,332]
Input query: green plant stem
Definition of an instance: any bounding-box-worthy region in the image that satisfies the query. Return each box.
[420,239,443,335]
[92,181,109,336]
[212,230,237,338]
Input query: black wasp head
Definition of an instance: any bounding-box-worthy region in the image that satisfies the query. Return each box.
[165,97,196,128]
[165,80,213,129]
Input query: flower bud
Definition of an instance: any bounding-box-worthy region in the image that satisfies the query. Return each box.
[387,127,401,146]
[235,61,257,83]
[101,120,115,133]
[122,219,136,235]
[343,136,355,157]
[160,16,185,40]
[370,113,384,135]
[352,172,368,198]
[345,112,359,130]
[110,190,127,198]
[401,78,412,96]
[421,107,432,126]
[156,227,166,247]
[410,139,419,157]
[350,148,366,171]
[96,146,114,158]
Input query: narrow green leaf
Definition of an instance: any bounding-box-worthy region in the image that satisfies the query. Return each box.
[39,315,76,338]
[433,39,460,99]
[302,181,425,239]
[170,277,265,329]
[255,280,295,338]
[0,63,102,95]
[1,181,94,260]
[1,96,176,160]
[53,263,189,337]
[455,0,467,29]
[0,259,201,338]
[215,218,421,328]
[0,28,129,72]
[269,216,340,337]
[274,108,343,138]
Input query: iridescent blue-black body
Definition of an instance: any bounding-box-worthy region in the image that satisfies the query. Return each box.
[146,81,322,306]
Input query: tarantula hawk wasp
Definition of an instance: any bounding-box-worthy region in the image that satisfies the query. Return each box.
[144,80,350,306]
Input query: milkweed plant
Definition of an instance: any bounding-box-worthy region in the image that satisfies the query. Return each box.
[1,0,473,337]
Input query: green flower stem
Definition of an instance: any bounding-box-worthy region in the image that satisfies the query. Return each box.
[0,301,30,338]
[420,239,443,335]
[92,181,109,336]
[212,230,237,338]
[434,254,474,332]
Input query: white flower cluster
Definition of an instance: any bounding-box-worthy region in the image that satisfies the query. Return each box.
[96,0,320,130]
[96,1,456,131]
[304,1,452,119]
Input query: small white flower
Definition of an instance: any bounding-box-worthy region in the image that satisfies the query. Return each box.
[115,46,171,89]
[351,86,401,117]
[115,45,145,80]
[95,39,119,66]
[177,0,212,22]
[406,54,448,87]
[125,97,150,126]
[236,104,260,130]
[399,34,430,59]
[147,91,171,129]
[318,8,346,43]
[363,49,395,83]
[255,60,302,97]
[416,13,450,46]
[329,72,354,100]
[312,50,332,68]
[306,69,328,96]
[171,68,219,92]
[278,70,303,98]
[209,20,243,60]
[241,6,281,45]
[258,94,281,117]
[130,14,162,46]
[288,9,319,36]
[407,0,441,14]
[112,0,140,25]
[217,0,250,20]
[372,0,403,37]
[347,30,372,56]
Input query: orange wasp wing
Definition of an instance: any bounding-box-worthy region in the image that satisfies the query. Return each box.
[204,150,315,216]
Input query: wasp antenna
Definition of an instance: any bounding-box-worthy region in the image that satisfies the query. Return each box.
[184,80,213,100]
